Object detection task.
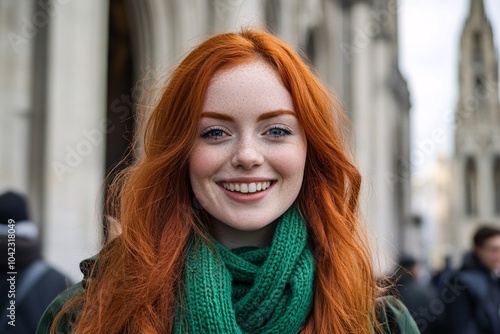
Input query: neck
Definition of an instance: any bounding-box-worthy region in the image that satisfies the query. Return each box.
[210,218,278,249]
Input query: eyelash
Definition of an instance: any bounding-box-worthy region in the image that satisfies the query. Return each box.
[201,126,227,140]
[200,125,293,140]
[266,125,293,138]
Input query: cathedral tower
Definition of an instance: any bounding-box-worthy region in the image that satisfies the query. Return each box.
[454,0,500,252]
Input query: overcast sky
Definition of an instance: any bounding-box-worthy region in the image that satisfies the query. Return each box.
[399,0,500,176]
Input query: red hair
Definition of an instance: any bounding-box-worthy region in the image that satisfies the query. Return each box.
[52,29,380,333]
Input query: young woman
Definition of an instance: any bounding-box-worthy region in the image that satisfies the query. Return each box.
[37,30,418,334]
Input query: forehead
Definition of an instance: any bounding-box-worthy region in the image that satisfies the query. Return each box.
[483,235,500,247]
[202,59,294,112]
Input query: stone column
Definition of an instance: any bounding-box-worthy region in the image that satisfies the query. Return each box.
[373,35,399,272]
[43,0,109,281]
[0,1,33,193]
[349,2,390,270]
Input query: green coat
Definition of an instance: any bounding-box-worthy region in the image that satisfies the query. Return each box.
[37,258,420,333]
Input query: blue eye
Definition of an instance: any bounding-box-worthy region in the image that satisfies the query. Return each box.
[267,126,292,138]
[201,127,227,140]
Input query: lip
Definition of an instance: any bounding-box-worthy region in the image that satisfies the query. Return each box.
[218,177,274,183]
[218,180,275,203]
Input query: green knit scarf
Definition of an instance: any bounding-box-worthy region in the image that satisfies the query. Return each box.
[176,206,315,333]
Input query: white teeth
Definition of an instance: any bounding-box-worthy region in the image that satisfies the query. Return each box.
[221,181,272,193]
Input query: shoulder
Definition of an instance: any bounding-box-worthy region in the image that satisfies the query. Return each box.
[457,269,490,298]
[375,296,420,334]
[36,265,73,295]
[36,280,84,333]
[36,253,101,333]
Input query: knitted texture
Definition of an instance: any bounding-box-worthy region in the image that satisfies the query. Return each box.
[177,206,315,333]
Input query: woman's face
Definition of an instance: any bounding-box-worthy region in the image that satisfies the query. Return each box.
[188,59,307,248]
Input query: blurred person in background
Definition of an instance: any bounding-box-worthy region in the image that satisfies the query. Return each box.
[0,191,70,334]
[447,225,500,334]
[431,255,454,291]
[393,255,440,334]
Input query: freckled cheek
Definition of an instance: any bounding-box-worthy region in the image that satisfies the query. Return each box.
[273,147,307,190]
[188,148,220,184]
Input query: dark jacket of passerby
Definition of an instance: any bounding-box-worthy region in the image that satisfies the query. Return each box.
[0,237,70,334]
[446,252,500,334]
[394,264,440,334]
[0,191,70,334]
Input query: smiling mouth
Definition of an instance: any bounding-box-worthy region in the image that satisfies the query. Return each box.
[221,181,272,193]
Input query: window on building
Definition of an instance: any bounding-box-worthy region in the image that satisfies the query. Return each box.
[465,158,478,216]
[473,31,482,63]
[494,157,500,215]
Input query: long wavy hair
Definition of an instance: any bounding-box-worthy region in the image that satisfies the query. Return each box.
[52,29,380,334]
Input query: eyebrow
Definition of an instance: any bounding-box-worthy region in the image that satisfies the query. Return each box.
[257,109,296,121]
[200,111,235,121]
[201,109,296,122]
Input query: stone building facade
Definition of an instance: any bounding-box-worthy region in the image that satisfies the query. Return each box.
[453,0,500,256]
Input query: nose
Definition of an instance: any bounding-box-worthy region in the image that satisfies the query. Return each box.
[231,136,264,169]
